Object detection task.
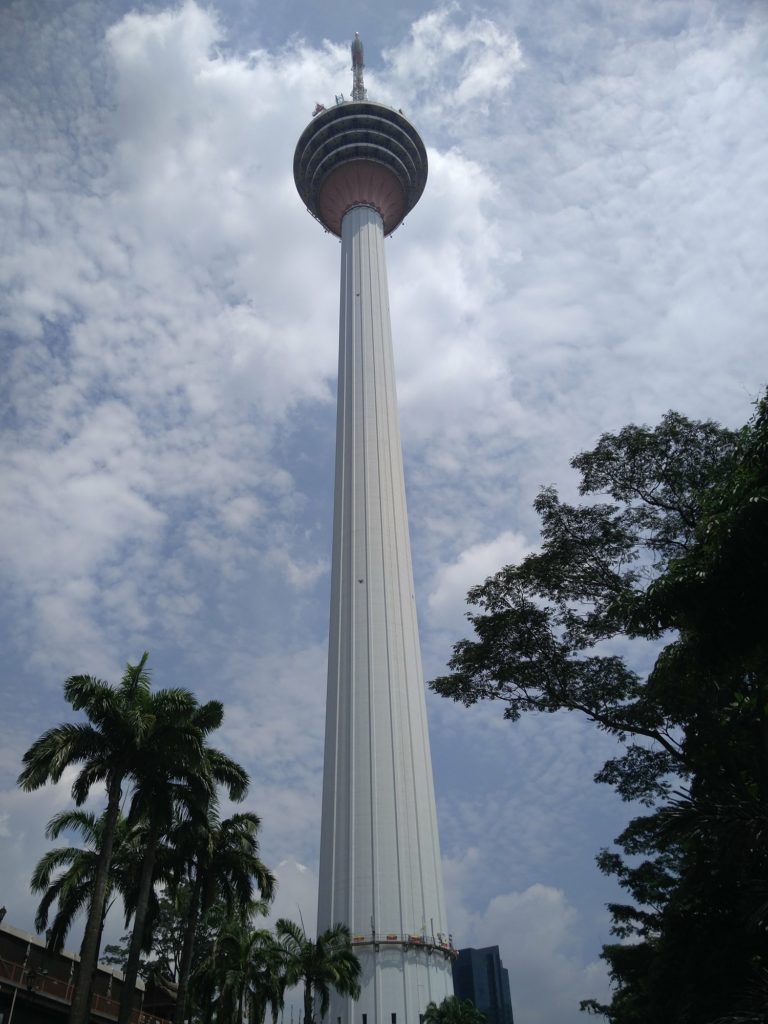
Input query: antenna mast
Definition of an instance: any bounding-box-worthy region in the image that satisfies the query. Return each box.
[351,32,366,100]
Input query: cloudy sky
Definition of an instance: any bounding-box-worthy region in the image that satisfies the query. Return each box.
[1,1,766,1021]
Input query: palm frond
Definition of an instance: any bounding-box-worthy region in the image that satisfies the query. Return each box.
[205,747,249,801]
[46,809,99,841]
[64,675,118,726]
[193,700,225,734]
[18,723,104,790]
[71,760,111,805]
[31,847,89,890]
[119,653,152,701]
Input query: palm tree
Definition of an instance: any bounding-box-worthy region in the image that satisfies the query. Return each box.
[171,807,276,1024]
[30,809,147,955]
[32,808,164,1019]
[18,652,161,1024]
[248,928,287,1024]
[192,919,284,1024]
[17,653,239,1024]
[423,996,487,1024]
[116,705,250,1024]
[276,919,361,1024]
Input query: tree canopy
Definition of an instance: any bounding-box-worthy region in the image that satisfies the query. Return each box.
[423,995,487,1024]
[192,917,283,1024]
[31,809,150,957]
[276,918,361,1024]
[430,395,768,1023]
[18,652,258,1024]
[169,806,275,1024]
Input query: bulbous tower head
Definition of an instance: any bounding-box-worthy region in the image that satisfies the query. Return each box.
[294,37,428,237]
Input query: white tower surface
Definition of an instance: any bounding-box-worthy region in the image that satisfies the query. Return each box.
[294,38,454,1024]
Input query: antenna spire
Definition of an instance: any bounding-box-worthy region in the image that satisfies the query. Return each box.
[351,32,366,101]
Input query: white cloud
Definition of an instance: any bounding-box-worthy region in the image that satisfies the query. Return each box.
[265,858,319,934]
[381,5,524,117]
[443,838,612,1022]
[267,548,328,591]
[428,530,531,630]
[462,885,610,1024]
[0,0,347,670]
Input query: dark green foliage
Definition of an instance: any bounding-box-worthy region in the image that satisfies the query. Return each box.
[190,915,360,1024]
[101,888,217,982]
[423,995,487,1024]
[32,810,153,957]
[109,685,249,1024]
[430,397,768,1022]
[18,652,262,1024]
[19,653,156,1024]
[170,807,276,1024]
[276,919,361,1024]
[192,918,285,1024]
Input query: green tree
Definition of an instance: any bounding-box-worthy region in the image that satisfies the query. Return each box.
[170,808,276,1024]
[101,886,230,983]
[18,652,161,1024]
[31,810,136,956]
[116,710,250,1024]
[276,919,361,1024]
[33,808,165,1020]
[17,652,247,1024]
[192,918,284,1024]
[247,927,287,1024]
[423,995,487,1024]
[430,399,768,1022]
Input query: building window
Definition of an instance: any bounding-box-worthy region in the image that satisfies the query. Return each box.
[362,1016,367,1024]
[392,1015,397,1024]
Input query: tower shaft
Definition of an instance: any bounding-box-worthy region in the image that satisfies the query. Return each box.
[318,204,453,1023]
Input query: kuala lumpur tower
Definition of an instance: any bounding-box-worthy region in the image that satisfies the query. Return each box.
[294,33,454,1024]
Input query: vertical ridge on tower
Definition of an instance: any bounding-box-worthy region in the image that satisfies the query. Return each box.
[294,36,453,1024]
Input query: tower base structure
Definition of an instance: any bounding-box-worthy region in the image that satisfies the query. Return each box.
[318,204,454,1024]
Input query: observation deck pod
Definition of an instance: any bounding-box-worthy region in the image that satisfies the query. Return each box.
[293,101,428,237]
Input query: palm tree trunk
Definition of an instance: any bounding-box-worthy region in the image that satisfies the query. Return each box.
[173,874,202,1024]
[77,892,113,1024]
[68,771,123,1024]
[117,822,160,1024]
[303,980,314,1024]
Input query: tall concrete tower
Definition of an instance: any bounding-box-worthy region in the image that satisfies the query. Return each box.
[294,34,454,1024]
